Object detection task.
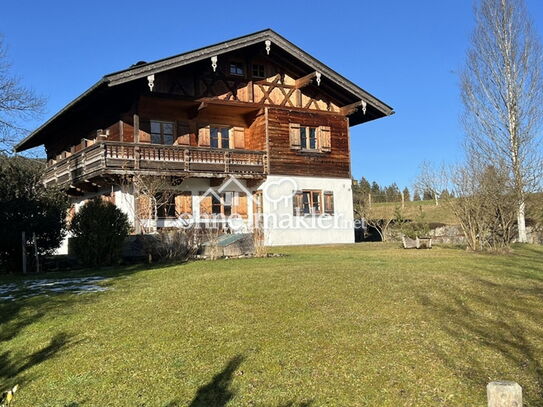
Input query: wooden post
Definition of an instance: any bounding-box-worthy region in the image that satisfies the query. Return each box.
[401,191,405,210]
[21,231,27,274]
[33,232,39,273]
[368,193,372,209]
[487,381,522,407]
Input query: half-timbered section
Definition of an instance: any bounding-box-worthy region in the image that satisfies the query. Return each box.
[16,29,393,247]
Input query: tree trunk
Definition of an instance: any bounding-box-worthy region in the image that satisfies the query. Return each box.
[517,200,527,243]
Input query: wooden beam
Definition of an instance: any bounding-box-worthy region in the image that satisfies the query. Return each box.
[295,72,318,89]
[188,102,207,120]
[246,179,264,188]
[209,178,223,187]
[340,100,367,116]
[133,113,140,143]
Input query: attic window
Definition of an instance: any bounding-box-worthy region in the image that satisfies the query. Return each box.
[252,64,265,78]
[229,63,244,76]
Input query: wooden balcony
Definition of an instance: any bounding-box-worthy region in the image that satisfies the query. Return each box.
[44,141,268,188]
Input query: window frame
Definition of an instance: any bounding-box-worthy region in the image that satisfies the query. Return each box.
[293,190,324,216]
[156,193,176,219]
[229,62,245,76]
[150,120,175,145]
[251,63,265,78]
[300,126,318,151]
[209,125,231,149]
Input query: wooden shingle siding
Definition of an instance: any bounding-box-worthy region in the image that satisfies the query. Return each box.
[266,108,350,178]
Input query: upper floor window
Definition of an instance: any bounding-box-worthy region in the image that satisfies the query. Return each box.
[229,63,245,76]
[289,124,331,152]
[252,64,265,78]
[210,126,231,149]
[151,121,174,145]
[300,127,318,150]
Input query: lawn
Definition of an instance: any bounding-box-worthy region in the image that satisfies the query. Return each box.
[1,244,543,406]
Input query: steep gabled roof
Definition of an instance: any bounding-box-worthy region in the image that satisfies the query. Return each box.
[15,29,393,152]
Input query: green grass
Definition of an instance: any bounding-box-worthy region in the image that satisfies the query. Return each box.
[1,244,543,406]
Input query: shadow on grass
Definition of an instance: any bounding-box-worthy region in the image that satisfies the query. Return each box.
[0,332,77,388]
[164,354,313,407]
[0,263,159,391]
[188,354,244,407]
[418,248,543,404]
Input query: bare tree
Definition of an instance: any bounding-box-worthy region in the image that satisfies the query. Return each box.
[119,173,179,234]
[417,160,517,251]
[353,192,395,242]
[461,0,543,242]
[0,35,45,153]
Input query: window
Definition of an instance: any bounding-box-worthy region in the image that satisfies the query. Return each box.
[150,121,174,145]
[293,190,331,216]
[289,124,331,152]
[323,191,334,215]
[156,193,176,218]
[300,127,318,150]
[210,126,231,149]
[211,192,234,216]
[252,64,265,78]
[229,63,244,76]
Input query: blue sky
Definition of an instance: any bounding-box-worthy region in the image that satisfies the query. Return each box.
[2,0,542,189]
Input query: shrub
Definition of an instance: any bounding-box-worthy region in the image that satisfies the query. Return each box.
[401,206,430,239]
[70,198,130,266]
[0,155,69,273]
[141,229,198,263]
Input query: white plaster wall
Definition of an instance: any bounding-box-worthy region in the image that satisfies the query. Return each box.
[114,188,135,225]
[258,175,354,246]
[54,175,354,253]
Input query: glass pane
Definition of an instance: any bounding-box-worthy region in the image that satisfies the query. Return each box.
[212,196,221,214]
[300,127,307,149]
[163,123,174,134]
[302,192,310,214]
[151,121,161,133]
[312,192,321,212]
[220,128,230,148]
[309,128,317,149]
[224,192,233,205]
[230,64,244,75]
[151,133,161,144]
[164,135,174,145]
[210,128,219,148]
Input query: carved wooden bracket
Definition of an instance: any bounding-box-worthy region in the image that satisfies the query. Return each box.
[295,72,319,89]
[340,100,368,116]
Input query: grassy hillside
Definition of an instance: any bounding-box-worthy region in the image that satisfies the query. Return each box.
[1,244,543,406]
[370,193,543,225]
[369,199,457,225]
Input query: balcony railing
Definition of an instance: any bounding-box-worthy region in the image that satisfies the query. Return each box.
[44,141,268,188]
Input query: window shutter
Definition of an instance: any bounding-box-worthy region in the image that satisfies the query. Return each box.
[175,192,192,215]
[232,127,245,149]
[198,125,210,147]
[319,126,331,152]
[289,123,301,150]
[199,192,212,215]
[137,195,151,219]
[324,191,334,215]
[139,120,151,143]
[292,190,303,216]
[176,122,191,145]
[234,192,248,218]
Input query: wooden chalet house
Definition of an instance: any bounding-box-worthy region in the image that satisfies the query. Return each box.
[15,29,393,247]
